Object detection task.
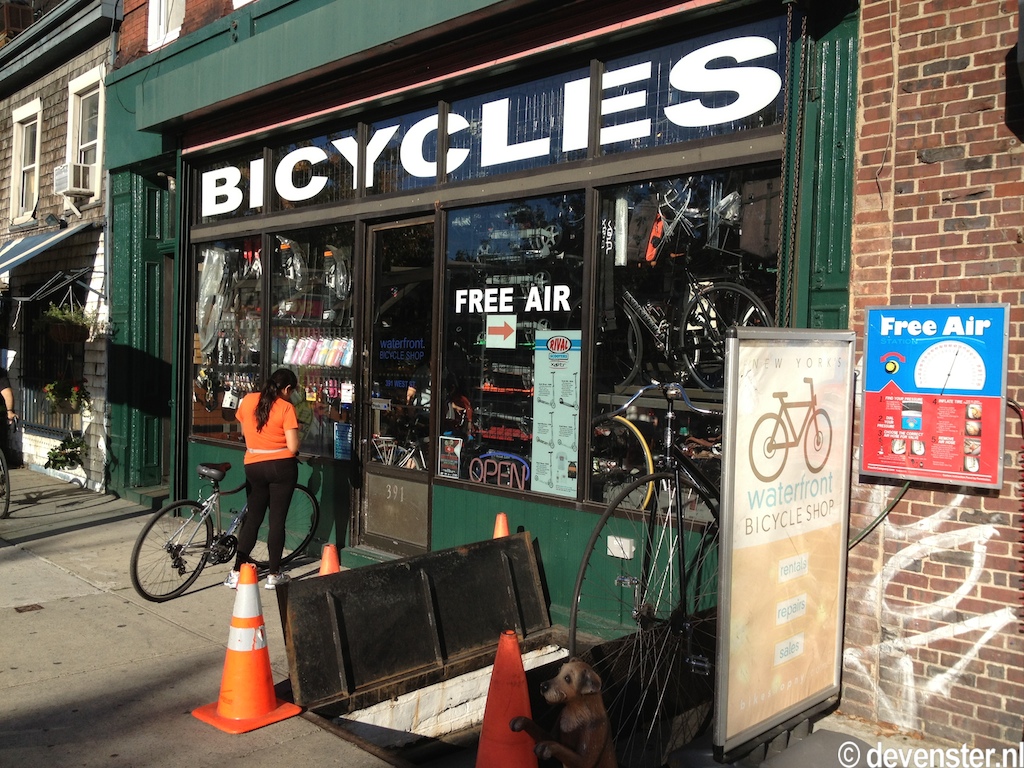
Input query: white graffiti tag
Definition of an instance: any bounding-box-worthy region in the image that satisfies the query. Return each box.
[843,487,1017,729]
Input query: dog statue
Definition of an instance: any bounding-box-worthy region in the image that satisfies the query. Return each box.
[510,658,617,768]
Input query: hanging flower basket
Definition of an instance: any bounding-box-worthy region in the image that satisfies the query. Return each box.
[43,379,91,414]
[48,322,91,344]
[36,302,97,345]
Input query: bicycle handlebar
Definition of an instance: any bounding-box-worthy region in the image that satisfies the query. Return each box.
[595,382,724,423]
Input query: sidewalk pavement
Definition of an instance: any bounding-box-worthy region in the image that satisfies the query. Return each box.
[0,468,405,768]
[0,467,959,768]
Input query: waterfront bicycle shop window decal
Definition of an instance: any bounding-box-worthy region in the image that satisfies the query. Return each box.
[196,16,789,220]
[860,304,1009,490]
[442,193,585,497]
[716,328,856,761]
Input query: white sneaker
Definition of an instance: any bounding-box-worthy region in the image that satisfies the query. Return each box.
[265,573,290,590]
[223,570,239,589]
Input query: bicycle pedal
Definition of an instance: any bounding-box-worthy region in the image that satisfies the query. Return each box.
[689,656,712,675]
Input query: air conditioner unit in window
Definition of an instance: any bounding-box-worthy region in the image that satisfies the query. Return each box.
[54,163,94,197]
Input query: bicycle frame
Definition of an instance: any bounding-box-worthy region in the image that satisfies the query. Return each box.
[602,381,722,626]
[764,377,820,450]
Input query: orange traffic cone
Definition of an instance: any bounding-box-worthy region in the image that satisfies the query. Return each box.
[475,629,538,768]
[193,563,302,733]
[318,543,340,575]
[493,512,510,538]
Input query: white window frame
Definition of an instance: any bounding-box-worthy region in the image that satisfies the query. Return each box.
[148,0,185,50]
[11,99,41,224]
[66,67,106,201]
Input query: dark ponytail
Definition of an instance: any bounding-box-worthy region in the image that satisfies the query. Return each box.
[255,368,298,431]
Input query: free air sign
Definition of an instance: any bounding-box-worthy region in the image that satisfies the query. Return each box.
[453,285,572,349]
[861,304,1009,490]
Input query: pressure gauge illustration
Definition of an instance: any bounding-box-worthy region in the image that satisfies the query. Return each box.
[913,340,987,390]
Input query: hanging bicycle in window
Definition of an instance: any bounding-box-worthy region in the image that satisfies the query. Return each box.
[595,170,778,392]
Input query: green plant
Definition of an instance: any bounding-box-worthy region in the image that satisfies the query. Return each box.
[39,302,95,326]
[43,378,91,411]
[45,434,88,471]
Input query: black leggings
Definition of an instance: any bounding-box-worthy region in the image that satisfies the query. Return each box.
[234,457,297,574]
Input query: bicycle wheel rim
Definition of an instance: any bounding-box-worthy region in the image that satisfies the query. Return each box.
[0,451,10,519]
[682,282,771,390]
[590,415,655,509]
[570,474,719,767]
[130,501,212,602]
[249,485,320,569]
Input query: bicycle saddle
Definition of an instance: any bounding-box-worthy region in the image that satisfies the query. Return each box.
[197,462,232,482]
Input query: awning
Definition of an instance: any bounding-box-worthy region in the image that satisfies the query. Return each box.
[0,222,95,277]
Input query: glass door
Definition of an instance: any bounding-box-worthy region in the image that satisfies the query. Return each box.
[361,218,435,555]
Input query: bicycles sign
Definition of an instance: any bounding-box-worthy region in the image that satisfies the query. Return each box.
[715,327,855,760]
[861,304,1008,490]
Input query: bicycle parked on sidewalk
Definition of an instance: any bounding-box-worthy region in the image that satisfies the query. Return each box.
[569,381,722,768]
[129,461,320,602]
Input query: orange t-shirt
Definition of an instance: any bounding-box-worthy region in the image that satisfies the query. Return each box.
[235,392,299,464]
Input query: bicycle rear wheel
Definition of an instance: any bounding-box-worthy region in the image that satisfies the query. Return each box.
[130,501,212,602]
[569,473,719,768]
[249,485,320,569]
[0,450,10,519]
[681,281,772,390]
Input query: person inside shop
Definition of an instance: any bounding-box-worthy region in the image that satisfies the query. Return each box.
[224,367,300,591]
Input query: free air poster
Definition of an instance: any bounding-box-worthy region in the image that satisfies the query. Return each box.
[715,328,855,759]
[861,304,1009,490]
[531,330,581,497]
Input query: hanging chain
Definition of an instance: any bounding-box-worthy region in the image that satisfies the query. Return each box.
[776,2,808,329]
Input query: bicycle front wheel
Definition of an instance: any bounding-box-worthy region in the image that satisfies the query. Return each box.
[249,485,320,569]
[569,473,719,767]
[681,281,772,390]
[130,501,213,602]
[0,450,10,519]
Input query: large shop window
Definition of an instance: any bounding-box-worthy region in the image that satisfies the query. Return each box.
[588,165,779,507]
[191,224,356,457]
[443,193,585,497]
[193,238,263,442]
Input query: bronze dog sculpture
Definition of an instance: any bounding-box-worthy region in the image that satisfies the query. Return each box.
[510,658,616,768]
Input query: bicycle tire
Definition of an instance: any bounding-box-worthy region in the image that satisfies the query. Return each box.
[600,301,643,388]
[249,485,320,569]
[680,281,772,390]
[0,450,10,519]
[569,472,719,767]
[804,408,833,473]
[130,501,213,602]
[591,415,655,509]
[748,412,788,483]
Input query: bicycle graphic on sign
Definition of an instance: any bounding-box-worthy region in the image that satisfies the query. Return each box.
[748,377,833,482]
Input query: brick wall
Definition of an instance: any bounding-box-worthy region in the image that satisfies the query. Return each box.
[116,0,236,67]
[116,0,150,67]
[845,0,1023,749]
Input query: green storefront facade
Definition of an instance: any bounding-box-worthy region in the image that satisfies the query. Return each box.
[104,0,858,624]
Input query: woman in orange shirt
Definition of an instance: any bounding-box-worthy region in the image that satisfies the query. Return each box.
[224,368,300,590]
